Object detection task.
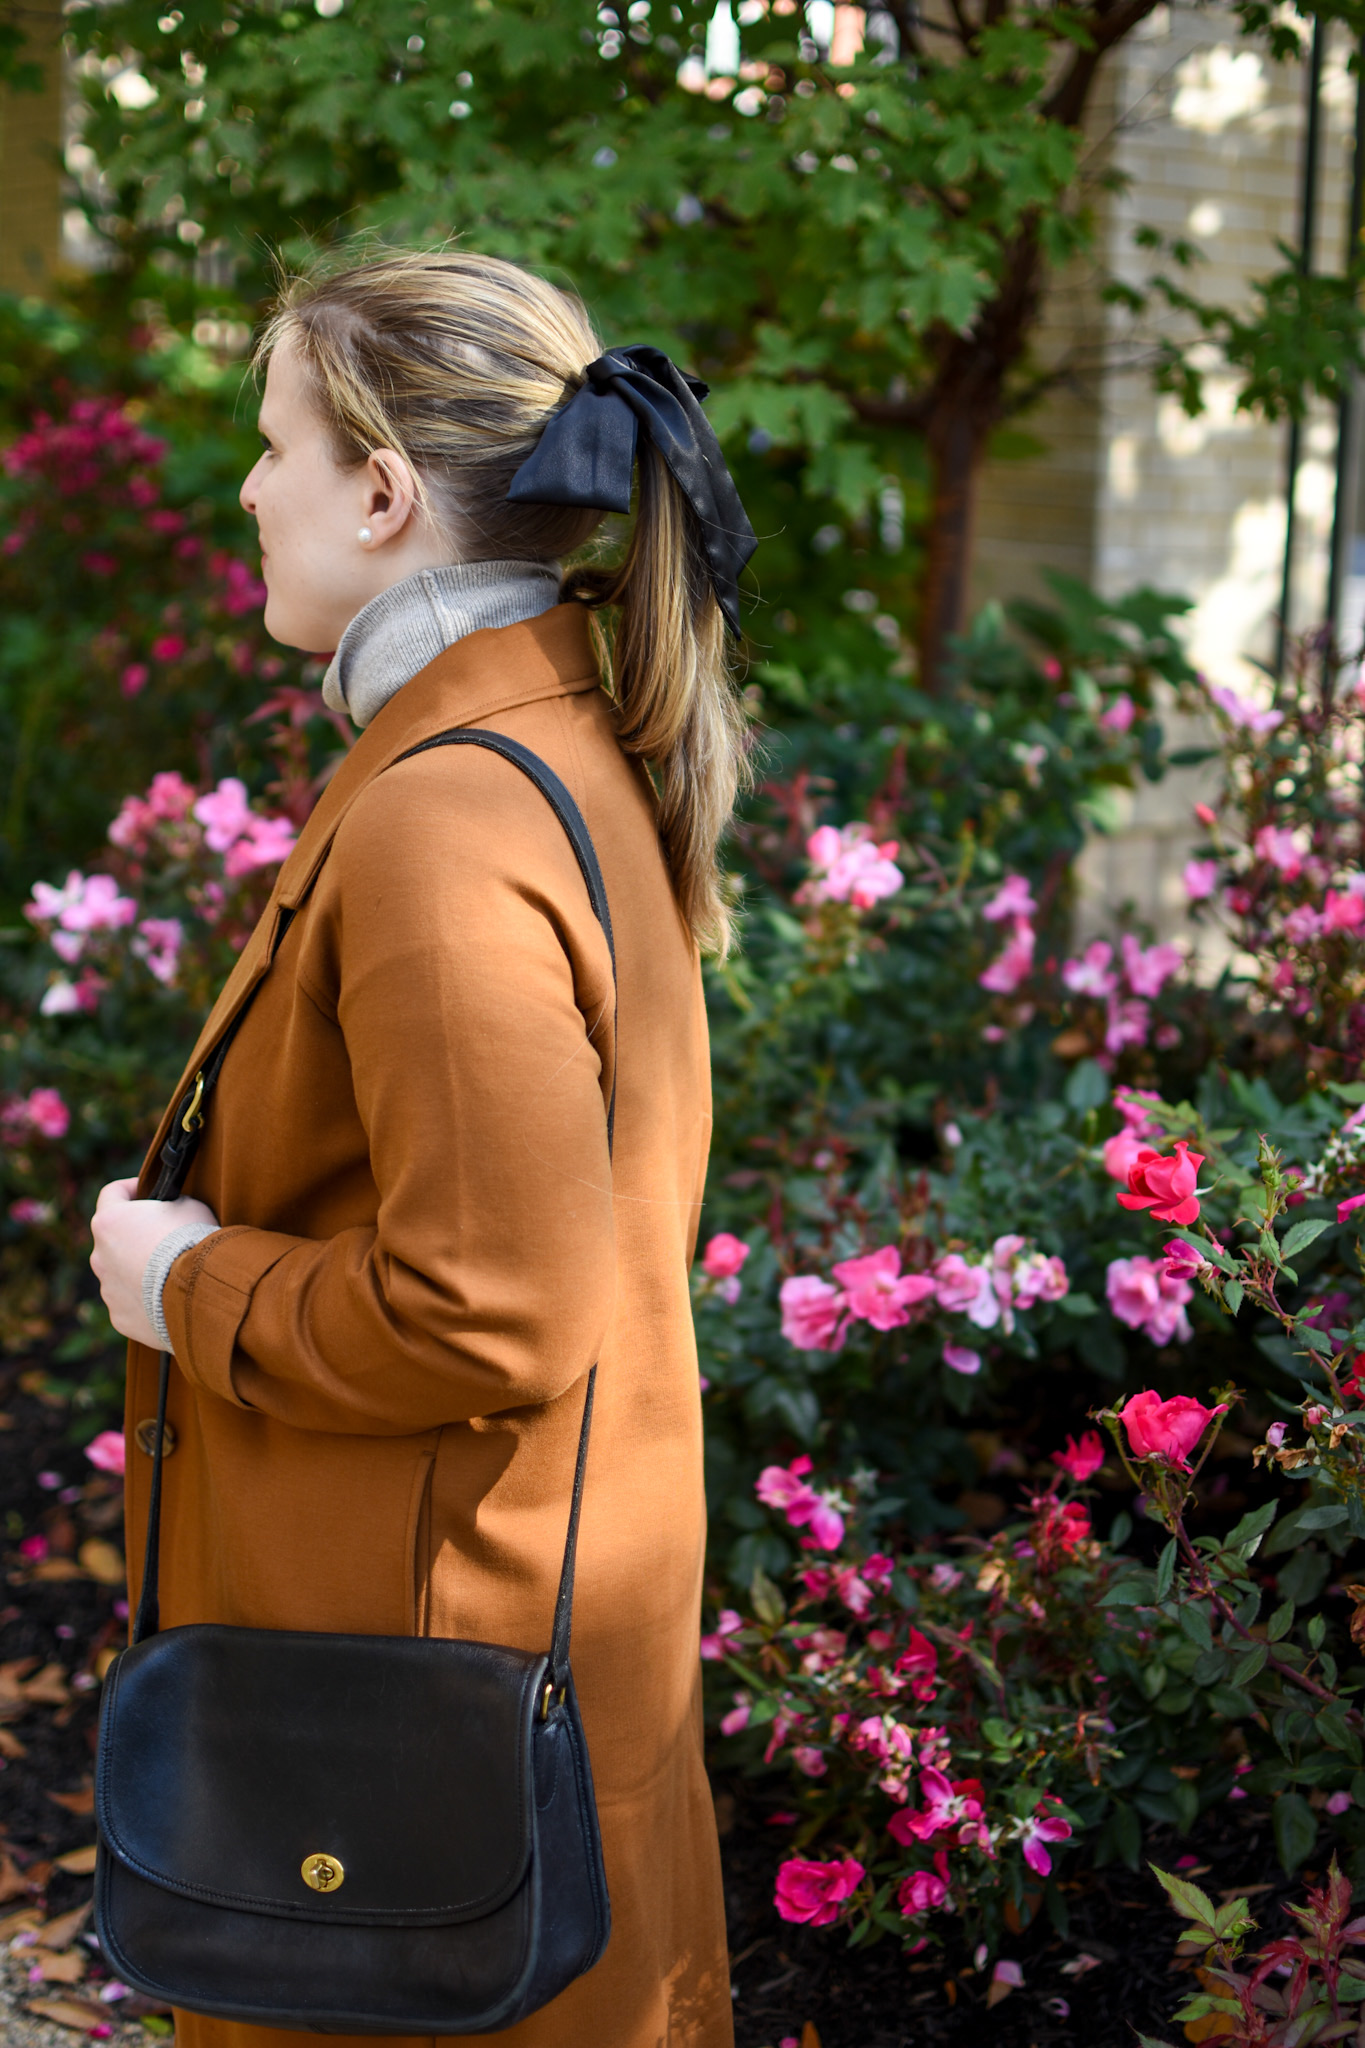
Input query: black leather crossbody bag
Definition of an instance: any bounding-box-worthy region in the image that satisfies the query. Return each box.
[94,732,614,2034]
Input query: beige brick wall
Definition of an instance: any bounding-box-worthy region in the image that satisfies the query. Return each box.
[972,6,1358,946]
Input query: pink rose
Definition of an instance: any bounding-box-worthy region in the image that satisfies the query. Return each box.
[832,1246,935,1331]
[3,1087,70,1141]
[151,633,186,662]
[1019,1802,1072,1876]
[1061,940,1117,999]
[779,1275,846,1352]
[701,1232,750,1281]
[774,1856,865,1927]
[1100,693,1136,733]
[193,777,254,852]
[897,1851,951,1916]
[223,813,297,877]
[1116,1140,1204,1226]
[1324,889,1365,933]
[1254,824,1303,879]
[1051,1431,1104,1483]
[1106,1256,1194,1346]
[942,1343,981,1376]
[1183,859,1219,902]
[120,662,149,699]
[1119,1389,1220,1468]
[982,875,1036,923]
[979,920,1034,994]
[802,823,903,909]
[1120,935,1183,999]
[699,1609,743,1660]
[1339,1193,1365,1224]
[719,1694,751,1736]
[1102,1128,1148,1183]
[792,1746,827,1778]
[1161,1237,1206,1282]
[84,1430,126,1476]
[1208,683,1283,733]
[933,1253,998,1329]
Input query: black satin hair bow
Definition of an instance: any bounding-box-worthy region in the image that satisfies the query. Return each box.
[506,344,757,636]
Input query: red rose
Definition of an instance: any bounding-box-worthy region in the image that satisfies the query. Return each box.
[774,1855,865,1927]
[1117,1140,1205,1226]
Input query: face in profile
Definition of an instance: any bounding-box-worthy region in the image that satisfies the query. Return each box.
[240,338,438,657]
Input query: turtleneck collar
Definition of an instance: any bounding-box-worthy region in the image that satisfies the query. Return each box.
[321,559,562,730]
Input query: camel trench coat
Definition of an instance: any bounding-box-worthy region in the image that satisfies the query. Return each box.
[120,604,733,2048]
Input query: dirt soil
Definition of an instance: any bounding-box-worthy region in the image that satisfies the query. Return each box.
[0,1362,1299,2048]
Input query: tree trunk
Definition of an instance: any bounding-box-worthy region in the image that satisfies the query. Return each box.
[919,401,987,692]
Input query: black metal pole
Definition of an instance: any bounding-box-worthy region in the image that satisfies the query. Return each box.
[1326,37,1365,648]
[1275,14,1327,679]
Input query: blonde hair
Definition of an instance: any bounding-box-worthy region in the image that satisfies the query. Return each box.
[255,248,748,955]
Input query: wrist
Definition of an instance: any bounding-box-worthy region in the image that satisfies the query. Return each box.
[142,1222,219,1352]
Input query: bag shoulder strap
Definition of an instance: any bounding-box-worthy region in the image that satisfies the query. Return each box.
[135,728,616,1695]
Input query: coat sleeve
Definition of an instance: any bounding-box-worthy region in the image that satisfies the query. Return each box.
[159,747,617,1434]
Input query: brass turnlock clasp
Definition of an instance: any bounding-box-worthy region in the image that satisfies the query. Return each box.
[301,1853,345,1893]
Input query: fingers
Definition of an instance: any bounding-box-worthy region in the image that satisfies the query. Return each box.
[94,1177,140,1213]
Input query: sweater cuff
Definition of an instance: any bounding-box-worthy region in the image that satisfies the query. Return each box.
[142,1222,219,1352]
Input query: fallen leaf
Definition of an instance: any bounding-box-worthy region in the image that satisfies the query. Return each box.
[29,1947,87,1983]
[77,1540,125,1587]
[0,1727,27,1759]
[26,1996,108,2031]
[0,1412,13,1430]
[1061,1952,1105,1977]
[93,1647,118,1681]
[0,1907,43,1940]
[0,1658,39,1718]
[20,1663,72,1708]
[800,2027,821,2048]
[53,1845,98,1875]
[37,1903,92,1950]
[986,1979,1014,2008]
[47,1786,94,1816]
[0,1849,35,1903]
[29,1559,85,1582]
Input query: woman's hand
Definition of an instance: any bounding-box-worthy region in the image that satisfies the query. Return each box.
[90,1179,220,1347]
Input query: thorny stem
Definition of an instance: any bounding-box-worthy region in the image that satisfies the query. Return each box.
[1171,1517,1361,1724]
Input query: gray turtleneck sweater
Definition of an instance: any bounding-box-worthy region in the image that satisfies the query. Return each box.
[142,557,561,1352]
[321,558,562,729]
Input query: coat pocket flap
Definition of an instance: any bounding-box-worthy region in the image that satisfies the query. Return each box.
[96,1625,545,1925]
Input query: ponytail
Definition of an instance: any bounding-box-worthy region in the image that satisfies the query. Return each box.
[563,449,749,958]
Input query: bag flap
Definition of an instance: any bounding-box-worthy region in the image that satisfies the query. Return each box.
[96,1625,547,1926]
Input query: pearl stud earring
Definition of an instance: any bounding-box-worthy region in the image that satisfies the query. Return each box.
[357,525,373,544]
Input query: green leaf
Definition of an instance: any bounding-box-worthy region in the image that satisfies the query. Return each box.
[1223,1277,1245,1316]
[1150,1864,1218,1928]
[1281,1217,1333,1261]
[1232,1643,1268,1685]
[1154,1537,1177,1601]
[1100,1577,1154,1607]
[749,1566,786,1627]
[1225,1500,1278,1556]
[1267,1600,1296,1640]
[1300,1326,1334,1357]
[1298,1505,1349,1532]
[1178,1602,1213,1651]
[1273,1792,1318,1873]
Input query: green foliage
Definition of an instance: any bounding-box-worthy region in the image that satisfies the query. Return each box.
[45,0,1365,676]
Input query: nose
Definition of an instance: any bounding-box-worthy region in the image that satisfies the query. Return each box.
[239,456,264,517]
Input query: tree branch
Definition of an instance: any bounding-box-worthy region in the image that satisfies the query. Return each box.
[1041,0,1165,127]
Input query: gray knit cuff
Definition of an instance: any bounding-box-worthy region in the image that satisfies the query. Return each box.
[142,1222,219,1352]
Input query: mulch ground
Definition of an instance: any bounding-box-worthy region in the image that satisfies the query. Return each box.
[0,1359,1300,2047]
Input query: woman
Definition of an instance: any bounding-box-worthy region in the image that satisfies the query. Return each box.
[88,249,753,2048]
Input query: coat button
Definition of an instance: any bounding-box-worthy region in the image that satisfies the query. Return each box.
[134,1419,177,1458]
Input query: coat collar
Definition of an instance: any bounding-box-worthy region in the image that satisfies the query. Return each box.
[138,605,603,1189]
[277,601,603,910]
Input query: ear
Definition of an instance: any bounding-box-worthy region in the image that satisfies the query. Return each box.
[359,447,424,547]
